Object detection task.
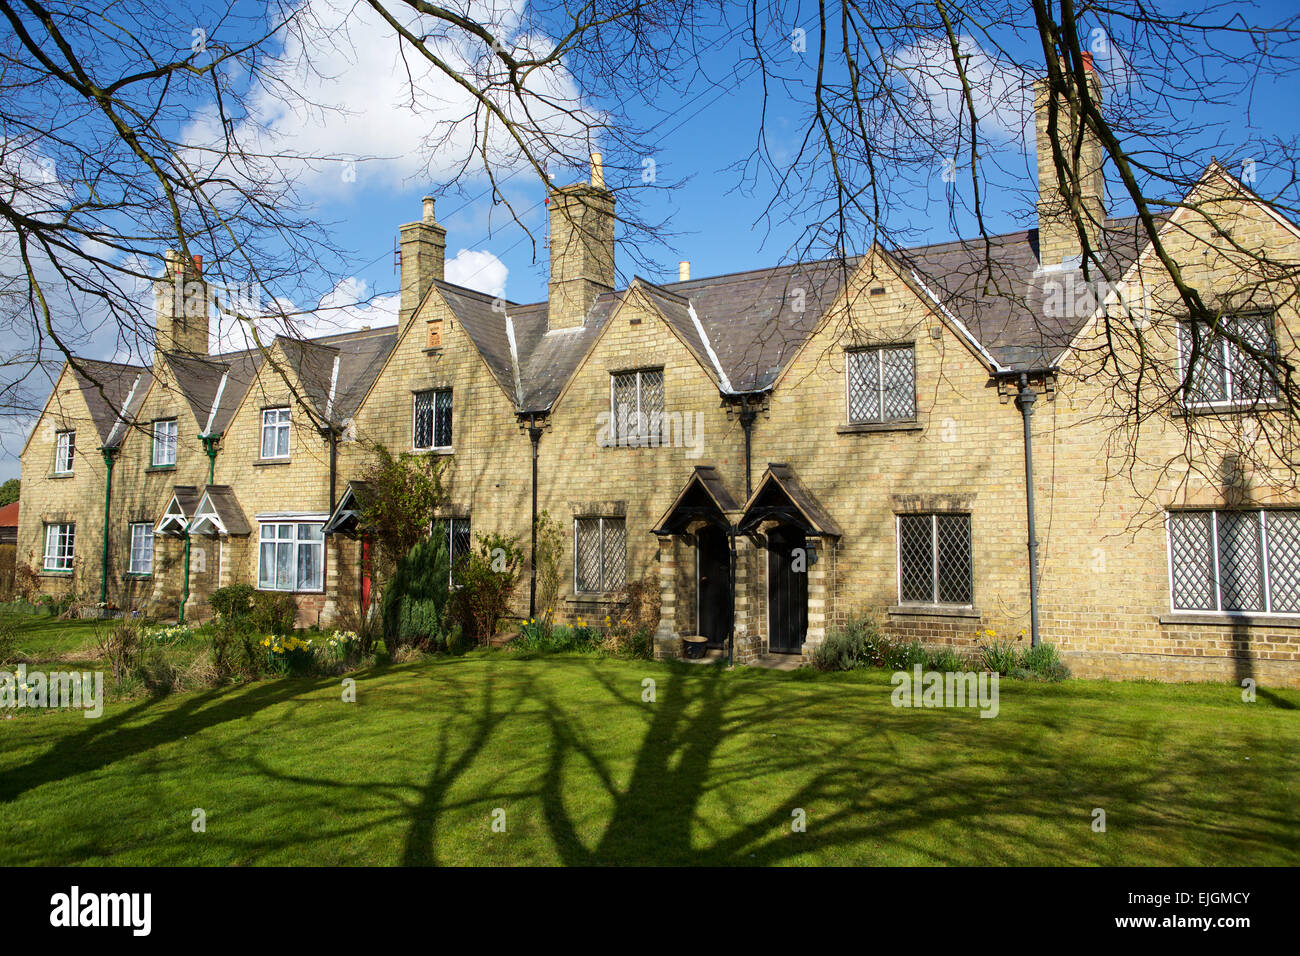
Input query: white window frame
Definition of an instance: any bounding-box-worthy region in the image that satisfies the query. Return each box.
[43,522,75,571]
[257,521,324,592]
[609,368,664,445]
[1177,314,1278,409]
[895,513,974,607]
[412,389,453,451]
[1166,508,1300,616]
[261,407,292,459]
[573,516,626,593]
[152,418,178,467]
[846,345,917,425]
[129,522,155,575]
[53,430,75,474]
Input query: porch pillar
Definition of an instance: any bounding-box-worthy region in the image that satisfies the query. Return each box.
[732,534,759,664]
[653,535,681,660]
[802,534,829,659]
[320,537,341,626]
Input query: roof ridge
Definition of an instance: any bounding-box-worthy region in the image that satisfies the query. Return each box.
[433,277,519,307]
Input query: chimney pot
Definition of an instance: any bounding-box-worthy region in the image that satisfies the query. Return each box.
[679,261,690,282]
[422,196,436,223]
[192,254,203,274]
[590,152,604,189]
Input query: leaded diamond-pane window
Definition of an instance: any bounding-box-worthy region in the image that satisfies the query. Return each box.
[1178,314,1278,407]
[1168,511,1216,611]
[847,346,916,424]
[610,369,665,445]
[898,513,972,605]
[414,389,452,450]
[574,516,626,592]
[1168,509,1300,614]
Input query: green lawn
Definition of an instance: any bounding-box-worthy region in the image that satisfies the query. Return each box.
[0,609,103,663]
[1,644,1296,865]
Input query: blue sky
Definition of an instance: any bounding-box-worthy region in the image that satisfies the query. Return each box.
[3,0,1299,482]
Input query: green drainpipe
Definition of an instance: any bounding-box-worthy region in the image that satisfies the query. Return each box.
[99,448,117,605]
[180,533,191,624]
[201,433,219,483]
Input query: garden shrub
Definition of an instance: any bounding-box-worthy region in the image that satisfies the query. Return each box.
[533,511,563,625]
[250,591,298,635]
[450,532,523,646]
[811,626,865,671]
[210,583,256,623]
[382,533,452,651]
[94,618,141,688]
[602,578,659,659]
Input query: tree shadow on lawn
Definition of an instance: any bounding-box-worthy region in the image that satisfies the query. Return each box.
[0,675,350,806]
[403,661,1298,866]
[6,656,1292,865]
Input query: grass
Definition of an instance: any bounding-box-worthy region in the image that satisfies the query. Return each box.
[0,607,104,663]
[0,637,1296,865]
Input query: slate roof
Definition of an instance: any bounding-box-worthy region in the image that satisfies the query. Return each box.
[66,359,150,447]
[57,214,1156,435]
[457,215,1155,413]
[60,323,400,452]
[893,215,1157,369]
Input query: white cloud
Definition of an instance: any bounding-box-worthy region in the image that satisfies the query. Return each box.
[445,248,508,298]
[210,276,398,353]
[889,35,1033,144]
[184,0,597,196]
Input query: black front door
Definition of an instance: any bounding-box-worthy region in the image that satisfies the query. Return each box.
[767,527,808,654]
[697,525,731,647]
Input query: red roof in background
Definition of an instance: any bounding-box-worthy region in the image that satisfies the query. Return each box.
[0,501,18,527]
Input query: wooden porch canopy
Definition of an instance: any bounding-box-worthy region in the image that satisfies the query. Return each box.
[652,466,741,535]
[188,485,252,537]
[736,463,843,537]
[322,481,374,537]
[154,485,200,537]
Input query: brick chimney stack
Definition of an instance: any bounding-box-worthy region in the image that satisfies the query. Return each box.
[154,250,210,356]
[399,195,447,326]
[1034,53,1106,267]
[547,153,615,330]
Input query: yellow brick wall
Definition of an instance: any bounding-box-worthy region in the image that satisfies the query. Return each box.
[749,253,1032,651]
[540,285,744,623]
[17,365,105,598]
[1037,174,1300,680]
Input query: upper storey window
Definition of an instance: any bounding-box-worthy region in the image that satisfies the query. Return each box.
[152,419,178,467]
[54,430,75,474]
[413,389,453,451]
[847,346,916,424]
[1178,314,1278,408]
[610,369,664,445]
[261,407,291,459]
